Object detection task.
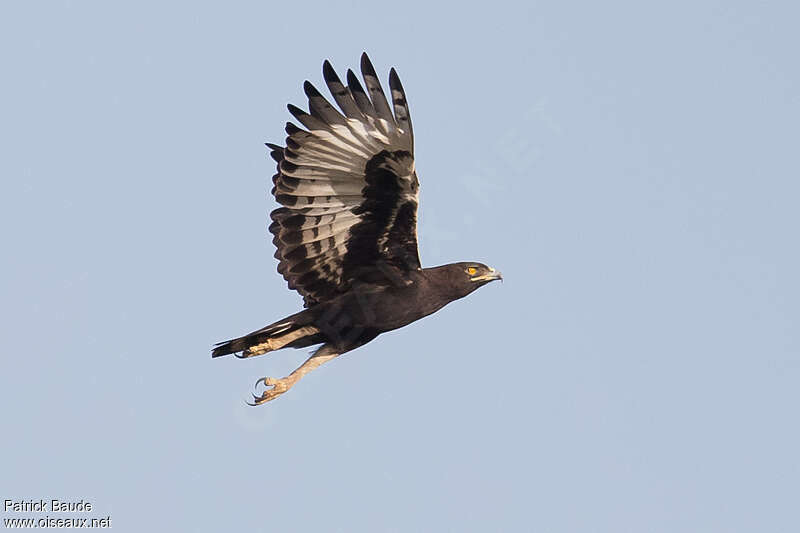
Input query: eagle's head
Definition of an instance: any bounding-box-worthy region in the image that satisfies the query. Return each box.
[460,262,503,284]
[429,262,502,300]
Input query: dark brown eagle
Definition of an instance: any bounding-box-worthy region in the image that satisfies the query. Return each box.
[213,53,502,404]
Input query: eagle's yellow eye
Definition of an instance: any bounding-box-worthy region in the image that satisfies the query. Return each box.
[466,267,478,276]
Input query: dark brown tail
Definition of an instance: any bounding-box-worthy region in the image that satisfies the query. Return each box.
[212,310,322,358]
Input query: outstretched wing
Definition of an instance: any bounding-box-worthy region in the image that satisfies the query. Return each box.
[268,53,420,307]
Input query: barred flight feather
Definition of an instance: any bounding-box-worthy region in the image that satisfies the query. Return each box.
[269,53,420,306]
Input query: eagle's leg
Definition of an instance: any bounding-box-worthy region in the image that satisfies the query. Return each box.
[238,325,319,359]
[249,343,340,405]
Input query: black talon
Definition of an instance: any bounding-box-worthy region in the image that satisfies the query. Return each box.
[247,391,269,406]
[255,377,268,390]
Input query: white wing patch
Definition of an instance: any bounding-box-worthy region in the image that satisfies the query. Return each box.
[268,54,417,306]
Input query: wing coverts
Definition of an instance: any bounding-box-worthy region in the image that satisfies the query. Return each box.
[269,53,420,306]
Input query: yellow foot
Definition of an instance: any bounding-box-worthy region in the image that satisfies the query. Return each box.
[248,376,295,406]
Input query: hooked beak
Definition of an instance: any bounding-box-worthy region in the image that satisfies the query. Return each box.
[470,267,503,283]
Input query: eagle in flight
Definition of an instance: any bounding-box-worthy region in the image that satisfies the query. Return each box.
[213,53,502,404]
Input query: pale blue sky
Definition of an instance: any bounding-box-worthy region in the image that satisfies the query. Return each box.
[2,1,799,531]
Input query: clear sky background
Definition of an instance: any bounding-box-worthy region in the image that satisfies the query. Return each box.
[2,1,798,531]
